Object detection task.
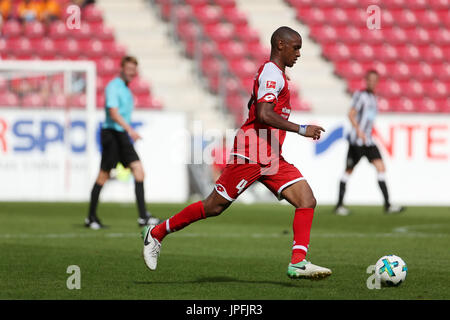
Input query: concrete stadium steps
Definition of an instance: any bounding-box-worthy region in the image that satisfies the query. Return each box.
[95,0,234,130]
[235,0,351,115]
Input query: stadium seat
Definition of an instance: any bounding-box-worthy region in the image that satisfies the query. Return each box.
[21,93,45,108]
[192,5,222,25]
[48,21,69,39]
[83,4,104,24]
[2,19,22,38]
[129,78,151,96]
[287,0,449,113]
[48,94,68,108]
[0,92,20,107]
[23,21,45,39]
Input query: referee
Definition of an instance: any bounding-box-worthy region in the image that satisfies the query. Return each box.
[335,69,404,215]
[85,56,160,229]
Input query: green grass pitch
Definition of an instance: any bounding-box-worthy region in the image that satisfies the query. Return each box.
[0,202,449,300]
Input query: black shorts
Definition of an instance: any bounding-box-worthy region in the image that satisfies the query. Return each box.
[345,144,382,170]
[100,128,140,171]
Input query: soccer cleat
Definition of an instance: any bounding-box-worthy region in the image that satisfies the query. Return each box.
[287,260,332,280]
[84,217,104,230]
[142,225,161,271]
[385,205,405,214]
[334,205,350,216]
[137,212,161,227]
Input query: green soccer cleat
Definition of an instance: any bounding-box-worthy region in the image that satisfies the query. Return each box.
[287,260,332,280]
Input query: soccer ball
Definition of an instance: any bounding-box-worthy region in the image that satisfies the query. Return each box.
[375,255,407,287]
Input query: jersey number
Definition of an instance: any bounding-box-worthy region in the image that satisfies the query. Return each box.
[236,179,248,194]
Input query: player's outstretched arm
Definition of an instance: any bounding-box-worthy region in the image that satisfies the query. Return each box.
[256,102,325,140]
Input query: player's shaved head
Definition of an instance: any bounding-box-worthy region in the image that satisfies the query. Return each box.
[270,26,302,69]
[270,26,301,49]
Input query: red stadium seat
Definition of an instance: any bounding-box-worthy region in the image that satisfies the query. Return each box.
[218,41,246,62]
[391,9,418,28]
[9,37,33,55]
[222,6,247,26]
[193,5,222,25]
[83,4,103,24]
[397,45,421,63]
[383,27,408,44]
[337,26,362,44]
[420,45,445,62]
[0,92,20,107]
[433,63,450,81]
[374,44,399,62]
[2,20,22,38]
[395,97,417,112]
[416,97,440,113]
[228,58,257,79]
[21,93,45,108]
[70,94,86,108]
[96,57,119,76]
[215,0,236,8]
[204,23,234,43]
[55,39,81,58]
[234,24,260,44]
[377,80,401,98]
[96,94,105,109]
[129,77,151,96]
[429,28,450,46]
[49,21,69,39]
[423,81,448,98]
[23,21,45,39]
[48,94,68,108]
[322,43,351,62]
[415,9,441,28]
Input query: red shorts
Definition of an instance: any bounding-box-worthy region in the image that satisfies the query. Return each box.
[215,157,304,201]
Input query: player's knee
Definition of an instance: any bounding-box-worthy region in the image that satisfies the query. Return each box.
[303,196,317,209]
[204,203,226,217]
[295,195,316,209]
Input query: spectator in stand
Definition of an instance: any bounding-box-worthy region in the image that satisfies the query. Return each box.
[0,0,11,32]
[17,0,42,23]
[40,0,60,24]
[0,0,11,20]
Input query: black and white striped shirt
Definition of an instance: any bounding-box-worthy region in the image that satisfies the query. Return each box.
[347,90,378,146]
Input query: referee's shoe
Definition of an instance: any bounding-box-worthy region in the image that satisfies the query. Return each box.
[138,212,161,227]
[85,216,105,230]
[385,204,405,214]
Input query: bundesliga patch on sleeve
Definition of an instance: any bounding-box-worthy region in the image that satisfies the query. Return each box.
[266,81,276,89]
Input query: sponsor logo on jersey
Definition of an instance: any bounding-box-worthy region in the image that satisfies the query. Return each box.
[266,81,276,89]
[264,94,276,102]
[282,107,291,114]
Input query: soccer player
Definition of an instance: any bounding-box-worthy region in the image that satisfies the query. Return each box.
[334,70,405,216]
[85,56,160,229]
[142,26,332,279]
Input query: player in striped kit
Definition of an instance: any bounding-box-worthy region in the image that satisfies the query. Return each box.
[142,27,332,279]
[335,70,405,215]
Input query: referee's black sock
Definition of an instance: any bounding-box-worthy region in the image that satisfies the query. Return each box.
[88,183,103,219]
[337,172,350,207]
[377,173,390,208]
[337,181,346,207]
[135,181,148,219]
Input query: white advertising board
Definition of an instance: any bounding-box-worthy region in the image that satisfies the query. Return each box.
[0,109,189,202]
[283,113,450,206]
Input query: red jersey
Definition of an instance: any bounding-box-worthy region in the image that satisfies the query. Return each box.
[231,61,291,164]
